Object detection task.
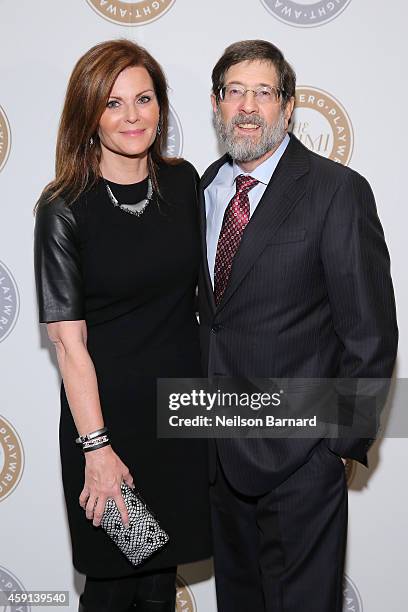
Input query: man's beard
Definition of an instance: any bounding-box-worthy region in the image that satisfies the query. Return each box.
[214,106,287,163]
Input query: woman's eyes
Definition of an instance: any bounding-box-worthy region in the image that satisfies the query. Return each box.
[106,95,152,108]
[106,99,120,109]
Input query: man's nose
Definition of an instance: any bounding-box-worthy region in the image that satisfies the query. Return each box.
[239,91,259,114]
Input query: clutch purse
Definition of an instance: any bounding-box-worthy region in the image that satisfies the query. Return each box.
[100,482,169,566]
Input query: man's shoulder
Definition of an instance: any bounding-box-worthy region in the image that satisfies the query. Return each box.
[304,142,363,186]
[298,143,374,206]
[200,154,230,188]
[199,137,369,192]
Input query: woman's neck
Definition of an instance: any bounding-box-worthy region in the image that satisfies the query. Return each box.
[99,148,149,184]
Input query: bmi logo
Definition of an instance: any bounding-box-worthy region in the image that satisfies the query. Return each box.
[0,260,20,344]
[167,105,183,158]
[260,0,352,28]
[291,86,353,165]
[86,0,176,26]
[176,575,196,612]
[343,574,363,612]
[0,565,30,611]
[0,105,11,173]
[0,415,24,502]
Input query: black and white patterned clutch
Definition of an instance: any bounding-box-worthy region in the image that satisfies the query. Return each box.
[100,482,169,566]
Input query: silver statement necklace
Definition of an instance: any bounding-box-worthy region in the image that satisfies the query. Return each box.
[104,178,153,217]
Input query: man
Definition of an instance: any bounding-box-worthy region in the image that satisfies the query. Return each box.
[198,40,398,612]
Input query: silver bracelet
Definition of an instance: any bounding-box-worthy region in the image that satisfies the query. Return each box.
[83,440,111,453]
[75,426,108,445]
[82,434,110,449]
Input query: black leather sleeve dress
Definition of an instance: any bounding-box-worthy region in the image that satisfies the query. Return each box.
[34,161,211,577]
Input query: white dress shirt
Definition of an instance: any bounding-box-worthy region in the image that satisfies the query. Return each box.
[204,133,290,286]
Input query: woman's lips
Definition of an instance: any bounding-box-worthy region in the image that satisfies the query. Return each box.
[120,129,146,136]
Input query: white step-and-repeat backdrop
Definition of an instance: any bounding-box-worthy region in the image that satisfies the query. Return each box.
[1,1,407,610]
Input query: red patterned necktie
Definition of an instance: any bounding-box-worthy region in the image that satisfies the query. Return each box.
[214,174,259,306]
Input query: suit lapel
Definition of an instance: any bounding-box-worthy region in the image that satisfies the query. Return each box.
[217,135,311,312]
[199,154,230,314]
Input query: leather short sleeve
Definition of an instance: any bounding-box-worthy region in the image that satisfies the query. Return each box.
[34,196,85,323]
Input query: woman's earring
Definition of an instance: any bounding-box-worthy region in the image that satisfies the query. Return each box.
[89,136,94,147]
[157,123,162,136]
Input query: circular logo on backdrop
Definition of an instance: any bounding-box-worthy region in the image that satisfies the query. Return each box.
[0,105,11,173]
[0,415,24,502]
[86,0,176,26]
[0,565,30,611]
[290,86,353,165]
[166,105,183,158]
[260,0,352,27]
[176,575,196,612]
[0,260,20,344]
[343,574,363,612]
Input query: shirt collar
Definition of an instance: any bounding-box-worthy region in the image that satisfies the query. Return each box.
[231,133,290,187]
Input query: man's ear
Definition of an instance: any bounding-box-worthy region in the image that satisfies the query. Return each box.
[211,93,218,114]
[284,96,295,129]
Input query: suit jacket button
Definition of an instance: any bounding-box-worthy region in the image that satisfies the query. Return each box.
[212,324,221,333]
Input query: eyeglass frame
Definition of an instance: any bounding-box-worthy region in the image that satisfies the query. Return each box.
[218,83,287,104]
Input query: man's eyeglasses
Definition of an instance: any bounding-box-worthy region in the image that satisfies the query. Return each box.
[219,84,285,104]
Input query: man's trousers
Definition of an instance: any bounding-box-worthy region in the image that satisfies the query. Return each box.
[210,439,348,612]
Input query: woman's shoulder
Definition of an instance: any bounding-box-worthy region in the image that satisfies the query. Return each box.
[34,190,81,240]
[36,192,70,220]
[36,191,68,212]
[158,158,199,184]
[35,182,95,223]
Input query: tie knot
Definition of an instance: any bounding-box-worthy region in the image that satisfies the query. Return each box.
[235,174,259,193]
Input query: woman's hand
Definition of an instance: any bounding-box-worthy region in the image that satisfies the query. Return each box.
[79,445,135,528]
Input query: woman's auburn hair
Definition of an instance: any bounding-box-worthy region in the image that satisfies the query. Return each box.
[37,39,177,209]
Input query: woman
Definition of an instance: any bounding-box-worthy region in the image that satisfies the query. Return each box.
[34,40,211,612]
